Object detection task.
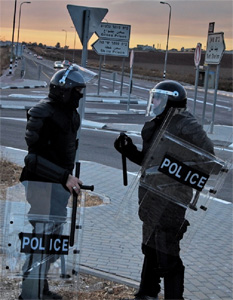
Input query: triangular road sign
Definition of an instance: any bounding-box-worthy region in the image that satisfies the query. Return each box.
[67,5,108,45]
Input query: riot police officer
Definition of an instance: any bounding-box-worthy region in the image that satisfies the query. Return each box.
[114,80,214,300]
[19,65,87,299]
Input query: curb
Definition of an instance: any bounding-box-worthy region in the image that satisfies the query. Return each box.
[184,85,233,97]
[82,119,107,129]
[79,265,139,289]
[0,104,146,116]
[0,82,47,90]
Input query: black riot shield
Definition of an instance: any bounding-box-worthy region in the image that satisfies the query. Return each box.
[116,110,229,257]
[1,181,86,299]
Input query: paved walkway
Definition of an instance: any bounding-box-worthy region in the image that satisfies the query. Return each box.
[1,136,232,300]
[1,65,233,299]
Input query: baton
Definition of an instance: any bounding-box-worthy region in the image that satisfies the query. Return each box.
[120,132,128,186]
[69,163,95,247]
[70,162,80,247]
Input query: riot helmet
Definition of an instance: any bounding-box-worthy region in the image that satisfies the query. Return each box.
[49,65,86,106]
[146,80,187,117]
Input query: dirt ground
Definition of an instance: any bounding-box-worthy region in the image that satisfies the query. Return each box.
[1,275,137,300]
[0,158,142,299]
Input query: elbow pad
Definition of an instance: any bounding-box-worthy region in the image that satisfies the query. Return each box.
[24,153,70,185]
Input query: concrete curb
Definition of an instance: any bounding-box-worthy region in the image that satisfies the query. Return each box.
[184,85,233,97]
[79,265,139,289]
[0,81,47,90]
[82,119,107,129]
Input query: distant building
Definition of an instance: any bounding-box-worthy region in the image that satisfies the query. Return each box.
[180,47,195,52]
[0,41,12,47]
[135,44,156,51]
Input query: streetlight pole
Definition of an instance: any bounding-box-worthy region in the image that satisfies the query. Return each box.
[15,1,31,67]
[160,1,171,79]
[62,29,67,60]
[9,0,17,75]
[71,26,76,63]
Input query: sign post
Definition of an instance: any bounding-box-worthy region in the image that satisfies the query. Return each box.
[67,5,108,161]
[202,31,225,132]
[193,43,202,115]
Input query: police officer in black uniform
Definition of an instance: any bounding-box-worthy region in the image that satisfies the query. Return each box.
[19,65,86,300]
[114,80,214,300]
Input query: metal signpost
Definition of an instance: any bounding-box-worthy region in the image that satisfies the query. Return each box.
[67,5,108,162]
[92,22,131,96]
[193,43,202,114]
[202,31,225,132]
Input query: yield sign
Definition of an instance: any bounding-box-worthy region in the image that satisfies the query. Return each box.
[67,5,108,45]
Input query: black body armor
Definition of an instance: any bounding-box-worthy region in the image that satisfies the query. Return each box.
[20,98,80,186]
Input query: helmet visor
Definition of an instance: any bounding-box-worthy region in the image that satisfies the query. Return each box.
[146,88,179,117]
[58,64,98,86]
[71,64,98,84]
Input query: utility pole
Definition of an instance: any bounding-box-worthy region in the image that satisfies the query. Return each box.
[15,1,31,67]
[160,1,171,79]
[9,0,17,75]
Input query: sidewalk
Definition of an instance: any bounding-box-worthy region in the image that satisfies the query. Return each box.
[1,66,233,299]
[1,144,232,300]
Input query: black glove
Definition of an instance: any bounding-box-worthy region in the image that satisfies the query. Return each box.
[114,132,143,165]
[114,132,134,154]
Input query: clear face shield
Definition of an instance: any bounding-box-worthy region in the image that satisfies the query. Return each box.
[59,64,98,87]
[146,88,179,117]
[72,64,98,84]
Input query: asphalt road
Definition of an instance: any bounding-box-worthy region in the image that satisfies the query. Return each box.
[21,51,233,126]
[0,51,232,202]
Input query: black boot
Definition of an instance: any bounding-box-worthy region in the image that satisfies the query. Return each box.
[134,291,159,300]
[42,290,63,299]
[43,279,62,299]
[164,261,185,300]
[137,246,161,298]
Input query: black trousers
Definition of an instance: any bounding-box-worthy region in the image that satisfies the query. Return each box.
[138,244,185,300]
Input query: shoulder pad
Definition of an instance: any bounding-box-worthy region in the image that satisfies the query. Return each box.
[28,98,55,118]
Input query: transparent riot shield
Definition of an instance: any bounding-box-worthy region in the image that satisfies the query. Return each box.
[1,181,86,300]
[116,110,229,258]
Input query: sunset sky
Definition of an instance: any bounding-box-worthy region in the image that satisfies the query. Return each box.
[0,0,232,51]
